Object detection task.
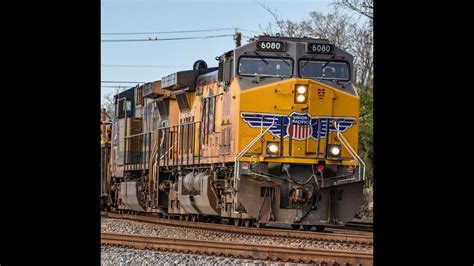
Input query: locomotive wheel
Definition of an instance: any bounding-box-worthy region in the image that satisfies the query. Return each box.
[185,215,190,221]
[233,218,241,226]
[291,224,300,230]
[256,222,263,228]
[303,225,313,231]
[244,219,251,227]
[315,226,325,232]
[191,215,198,222]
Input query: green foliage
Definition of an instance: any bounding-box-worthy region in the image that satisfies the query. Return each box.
[357,83,373,184]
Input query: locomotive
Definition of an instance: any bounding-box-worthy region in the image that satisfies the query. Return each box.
[101,35,366,230]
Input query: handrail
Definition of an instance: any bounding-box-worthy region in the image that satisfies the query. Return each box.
[158,120,201,130]
[124,131,156,139]
[233,118,276,191]
[160,141,177,160]
[336,122,366,182]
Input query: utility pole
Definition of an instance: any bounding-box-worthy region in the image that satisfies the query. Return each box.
[234,28,241,47]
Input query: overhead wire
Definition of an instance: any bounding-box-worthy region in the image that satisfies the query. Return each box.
[102,34,234,42]
[101,27,236,35]
[101,64,186,68]
[101,27,261,35]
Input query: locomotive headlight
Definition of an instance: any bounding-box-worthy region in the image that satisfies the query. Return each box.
[266,141,280,156]
[294,85,308,104]
[328,144,341,157]
[296,85,307,94]
[296,95,306,103]
[269,144,279,153]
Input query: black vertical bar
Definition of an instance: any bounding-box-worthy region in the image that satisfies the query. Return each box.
[180,124,184,167]
[198,121,202,164]
[172,126,175,166]
[142,135,145,169]
[169,127,172,166]
[124,137,127,166]
[186,122,190,165]
[170,127,173,166]
[177,125,180,166]
[288,116,293,157]
[164,128,168,167]
[205,98,209,145]
[279,116,284,156]
[192,119,195,165]
[165,128,168,166]
[316,118,322,159]
[173,126,179,166]
[157,129,161,168]
[163,128,166,167]
[168,128,171,166]
[324,118,330,159]
[168,127,171,167]
[140,135,142,166]
[148,133,151,169]
[178,124,181,167]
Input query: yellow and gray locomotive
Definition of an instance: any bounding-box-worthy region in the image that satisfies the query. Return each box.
[101,35,366,230]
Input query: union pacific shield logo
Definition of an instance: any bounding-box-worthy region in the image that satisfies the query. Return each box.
[241,112,356,140]
[287,113,312,140]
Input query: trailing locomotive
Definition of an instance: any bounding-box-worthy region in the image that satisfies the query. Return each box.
[101,35,366,230]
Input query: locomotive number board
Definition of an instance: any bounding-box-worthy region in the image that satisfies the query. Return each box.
[307,43,334,54]
[256,41,286,52]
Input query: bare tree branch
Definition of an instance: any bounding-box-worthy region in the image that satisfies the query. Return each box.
[332,0,373,20]
[257,1,284,34]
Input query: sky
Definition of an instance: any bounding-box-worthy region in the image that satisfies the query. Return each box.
[101,0,335,105]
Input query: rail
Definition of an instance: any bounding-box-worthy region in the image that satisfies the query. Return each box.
[101,232,373,265]
[233,118,276,191]
[101,212,373,244]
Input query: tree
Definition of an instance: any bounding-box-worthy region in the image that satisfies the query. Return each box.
[102,87,125,119]
[332,0,373,20]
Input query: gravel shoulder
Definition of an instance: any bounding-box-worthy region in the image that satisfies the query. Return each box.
[101,246,312,265]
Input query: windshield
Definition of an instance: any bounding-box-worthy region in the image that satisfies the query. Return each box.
[238,57,293,77]
[299,60,350,81]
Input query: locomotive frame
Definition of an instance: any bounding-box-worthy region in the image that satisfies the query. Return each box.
[100,35,366,230]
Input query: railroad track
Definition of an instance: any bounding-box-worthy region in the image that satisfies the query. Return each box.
[101,211,372,245]
[101,232,373,265]
[343,221,373,232]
